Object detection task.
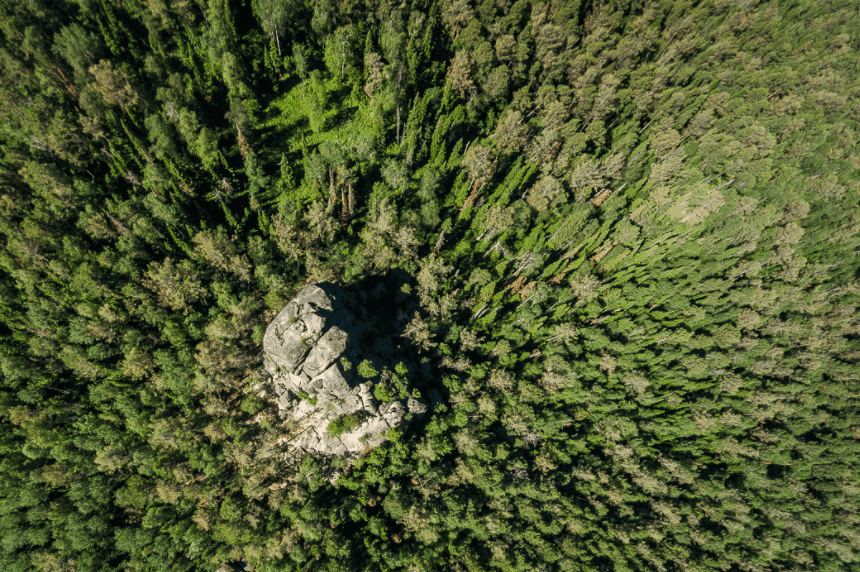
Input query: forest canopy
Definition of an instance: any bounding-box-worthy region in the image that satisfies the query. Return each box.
[0,0,859,571]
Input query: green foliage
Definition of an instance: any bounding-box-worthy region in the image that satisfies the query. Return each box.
[326,413,364,438]
[391,362,410,399]
[373,384,394,403]
[357,359,378,379]
[297,389,318,406]
[0,1,858,572]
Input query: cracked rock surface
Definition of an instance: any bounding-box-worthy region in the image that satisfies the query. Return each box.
[263,282,427,458]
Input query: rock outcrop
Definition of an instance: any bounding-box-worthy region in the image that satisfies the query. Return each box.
[263,283,427,458]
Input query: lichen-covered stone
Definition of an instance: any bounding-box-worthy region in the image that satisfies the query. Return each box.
[263,282,427,459]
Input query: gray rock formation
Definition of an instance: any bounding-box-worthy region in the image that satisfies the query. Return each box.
[263,283,427,458]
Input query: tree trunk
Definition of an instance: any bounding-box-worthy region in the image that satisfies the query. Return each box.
[348,181,355,216]
[328,169,337,213]
[459,180,485,217]
[396,104,402,144]
[275,29,281,57]
[432,230,445,257]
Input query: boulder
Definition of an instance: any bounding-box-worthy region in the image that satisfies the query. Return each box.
[263,283,427,459]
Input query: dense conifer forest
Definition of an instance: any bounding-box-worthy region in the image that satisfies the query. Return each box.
[0,0,859,570]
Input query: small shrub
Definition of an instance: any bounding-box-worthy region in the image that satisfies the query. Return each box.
[358,359,378,378]
[374,384,394,403]
[298,389,318,406]
[252,323,266,344]
[327,412,364,437]
[392,362,410,399]
[241,396,262,415]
